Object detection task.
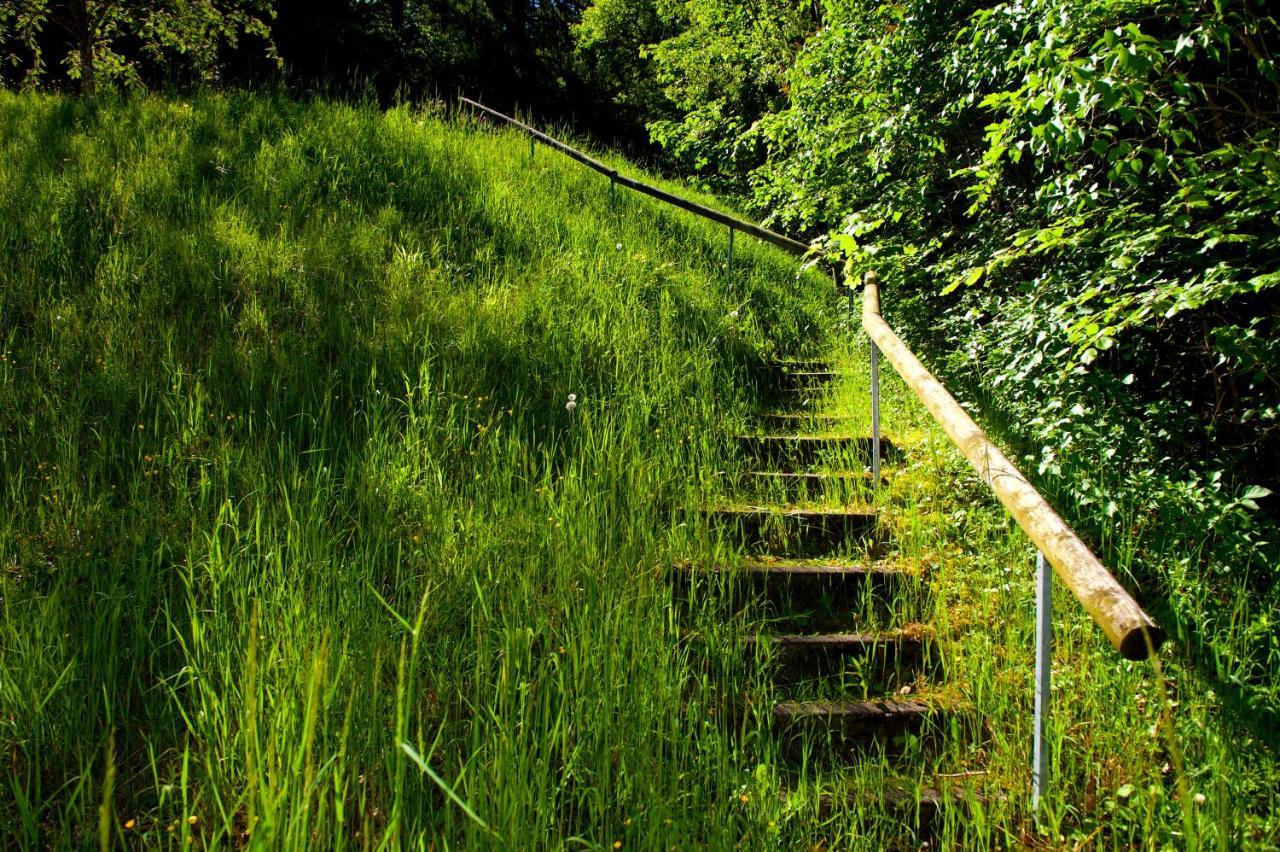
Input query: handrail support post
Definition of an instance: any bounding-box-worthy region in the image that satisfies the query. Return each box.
[870,341,881,487]
[726,226,734,275]
[1033,549,1051,814]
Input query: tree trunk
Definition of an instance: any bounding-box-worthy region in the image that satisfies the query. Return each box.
[79,37,96,95]
[73,0,95,95]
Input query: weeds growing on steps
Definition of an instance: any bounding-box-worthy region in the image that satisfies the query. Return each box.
[0,90,1275,848]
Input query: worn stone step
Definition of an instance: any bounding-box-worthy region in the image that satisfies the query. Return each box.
[780,369,841,384]
[750,627,931,680]
[672,557,907,586]
[738,558,910,614]
[773,359,832,373]
[772,697,939,755]
[758,366,850,398]
[774,697,933,728]
[735,434,898,468]
[738,557,902,580]
[757,412,859,429]
[702,505,878,553]
[670,558,922,630]
[808,780,1000,823]
[741,471,878,499]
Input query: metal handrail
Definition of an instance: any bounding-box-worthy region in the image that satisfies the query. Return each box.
[457,97,811,257]
[861,270,1164,661]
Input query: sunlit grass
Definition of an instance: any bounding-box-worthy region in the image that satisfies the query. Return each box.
[0,89,1274,849]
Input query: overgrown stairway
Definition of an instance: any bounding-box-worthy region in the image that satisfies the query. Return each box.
[682,356,970,833]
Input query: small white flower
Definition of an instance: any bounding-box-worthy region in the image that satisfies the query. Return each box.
[615,243,623,251]
[1194,793,1207,806]
[566,393,577,413]
[568,393,576,402]
[729,309,739,319]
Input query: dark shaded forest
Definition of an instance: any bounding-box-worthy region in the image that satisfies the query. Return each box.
[0,1,650,147]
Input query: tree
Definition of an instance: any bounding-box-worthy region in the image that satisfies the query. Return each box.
[0,0,277,93]
[261,0,589,115]
[573,0,673,135]
[642,0,819,191]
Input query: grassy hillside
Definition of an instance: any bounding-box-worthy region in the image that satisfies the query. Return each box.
[2,92,1277,850]
[0,91,834,846]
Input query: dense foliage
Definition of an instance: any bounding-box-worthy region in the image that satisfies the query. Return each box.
[582,0,1280,716]
[260,0,592,115]
[0,0,276,92]
[1,1,630,137]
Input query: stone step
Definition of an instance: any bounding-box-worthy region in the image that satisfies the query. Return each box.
[670,558,917,628]
[773,359,832,373]
[807,780,1000,823]
[772,697,941,756]
[758,366,849,399]
[774,696,933,729]
[740,471,878,500]
[757,412,859,430]
[735,434,897,469]
[739,558,910,615]
[702,505,878,553]
[778,369,841,385]
[750,627,931,680]
[738,557,902,580]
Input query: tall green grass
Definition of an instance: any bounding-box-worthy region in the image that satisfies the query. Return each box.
[0,90,831,847]
[0,91,1275,849]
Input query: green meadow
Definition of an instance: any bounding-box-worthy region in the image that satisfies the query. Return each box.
[0,91,1275,848]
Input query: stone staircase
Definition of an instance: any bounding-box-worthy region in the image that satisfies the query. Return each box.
[682,357,979,834]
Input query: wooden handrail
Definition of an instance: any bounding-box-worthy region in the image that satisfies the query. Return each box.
[458,97,812,257]
[458,96,1160,659]
[861,271,1164,660]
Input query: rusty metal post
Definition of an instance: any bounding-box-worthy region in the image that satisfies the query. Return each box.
[1033,550,1051,812]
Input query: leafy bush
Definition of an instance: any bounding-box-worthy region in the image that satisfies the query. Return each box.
[631,0,1280,710]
